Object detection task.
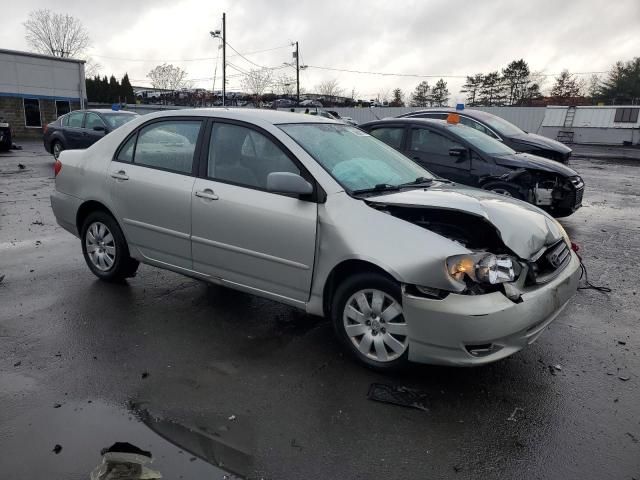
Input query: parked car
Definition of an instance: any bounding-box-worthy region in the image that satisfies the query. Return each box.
[327,110,358,126]
[43,109,139,159]
[50,109,580,370]
[0,117,11,151]
[397,108,572,162]
[361,117,584,217]
[273,98,296,109]
[300,99,323,108]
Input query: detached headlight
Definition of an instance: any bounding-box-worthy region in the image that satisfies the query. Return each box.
[447,253,518,285]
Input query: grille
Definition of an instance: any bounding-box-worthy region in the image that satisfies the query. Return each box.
[528,240,571,284]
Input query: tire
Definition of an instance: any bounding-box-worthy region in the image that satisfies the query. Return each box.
[482,181,524,200]
[52,140,63,160]
[331,272,409,370]
[553,208,575,218]
[81,211,139,282]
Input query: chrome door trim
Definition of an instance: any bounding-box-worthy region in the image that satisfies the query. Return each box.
[191,235,311,270]
[123,218,190,240]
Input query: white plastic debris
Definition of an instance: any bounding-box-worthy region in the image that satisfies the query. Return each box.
[90,443,162,480]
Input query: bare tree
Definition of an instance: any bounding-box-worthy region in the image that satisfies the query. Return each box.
[377,88,391,105]
[24,9,90,58]
[242,68,273,102]
[84,58,101,77]
[316,79,344,100]
[147,64,190,91]
[273,74,295,96]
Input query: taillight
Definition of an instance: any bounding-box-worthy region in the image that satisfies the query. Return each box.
[54,159,62,176]
[43,124,48,134]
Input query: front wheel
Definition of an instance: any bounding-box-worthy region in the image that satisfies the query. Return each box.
[482,181,524,200]
[81,211,139,282]
[331,273,409,370]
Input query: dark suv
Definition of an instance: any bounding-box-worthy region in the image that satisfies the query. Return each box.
[43,109,138,159]
[397,108,572,163]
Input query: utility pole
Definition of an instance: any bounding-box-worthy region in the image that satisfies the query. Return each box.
[222,12,226,106]
[295,41,300,105]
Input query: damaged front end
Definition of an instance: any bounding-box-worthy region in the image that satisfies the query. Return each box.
[368,202,571,302]
[496,169,584,215]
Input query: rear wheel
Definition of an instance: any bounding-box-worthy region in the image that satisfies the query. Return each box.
[52,141,63,160]
[332,273,409,370]
[482,181,524,200]
[81,211,139,282]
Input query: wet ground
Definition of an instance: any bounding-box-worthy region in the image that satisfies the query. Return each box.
[1,142,639,480]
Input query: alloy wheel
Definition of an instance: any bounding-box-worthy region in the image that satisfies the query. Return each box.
[342,289,408,362]
[53,142,62,159]
[85,221,116,271]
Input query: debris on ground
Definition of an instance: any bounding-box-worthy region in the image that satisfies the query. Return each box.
[52,444,62,454]
[0,274,5,284]
[141,372,149,379]
[31,220,43,226]
[53,403,61,408]
[507,407,524,422]
[367,383,429,412]
[13,361,21,367]
[626,432,638,443]
[618,376,630,381]
[228,414,237,421]
[18,163,25,169]
[617,340,627,345]
[90,442,161,480]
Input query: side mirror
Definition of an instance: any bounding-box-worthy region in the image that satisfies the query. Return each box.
[93,125,106,132]
[449,147,467,160]
[267,172,313,196]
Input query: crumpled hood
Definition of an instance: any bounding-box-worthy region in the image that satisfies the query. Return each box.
[510,132,572,154]
[494,152,579,176]
[367,184,564,260]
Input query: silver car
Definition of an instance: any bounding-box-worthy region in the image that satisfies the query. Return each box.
[50,109,581,369]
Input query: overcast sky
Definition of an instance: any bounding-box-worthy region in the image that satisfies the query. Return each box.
[1,0,638,102]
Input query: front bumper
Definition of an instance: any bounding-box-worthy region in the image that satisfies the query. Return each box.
[403,252,581,366]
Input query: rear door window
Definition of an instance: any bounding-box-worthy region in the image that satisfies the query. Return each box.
[85,113,106,130]
[133,120,202,174]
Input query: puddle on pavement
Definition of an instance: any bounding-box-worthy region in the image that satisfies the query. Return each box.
[0,398,247,479]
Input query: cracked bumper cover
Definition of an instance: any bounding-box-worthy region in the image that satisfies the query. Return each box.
[402,252,581,366]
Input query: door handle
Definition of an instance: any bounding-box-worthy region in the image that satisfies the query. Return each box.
[195,189,218,200]
[110,170,129,181]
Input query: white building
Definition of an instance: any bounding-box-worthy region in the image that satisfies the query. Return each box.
[0,48,86,139]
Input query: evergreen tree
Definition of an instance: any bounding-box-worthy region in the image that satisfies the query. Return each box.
[502,59,531,105]
[478,72,506,106]
[599,58,640,104]
[108,75,119,103]
[410,81,430,107]
[390,88,404,107]
[430,78,450,107]
[461,74,484,106]
[550,70,584,99]
[120,73,134,104]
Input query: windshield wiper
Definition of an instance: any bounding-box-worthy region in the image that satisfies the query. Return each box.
[398,176,434,187]
[352,183,400,195]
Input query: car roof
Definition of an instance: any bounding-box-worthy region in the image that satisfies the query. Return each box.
[87,109,138,115]
[140,108,338,125]
[361,117,452,130]
[400,108,493,120]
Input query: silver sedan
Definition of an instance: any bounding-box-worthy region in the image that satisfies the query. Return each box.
[50,109,580,369]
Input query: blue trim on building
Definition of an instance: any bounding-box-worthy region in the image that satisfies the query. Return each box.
[0,91,82,102]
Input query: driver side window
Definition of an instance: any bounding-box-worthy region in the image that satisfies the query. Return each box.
[459,117,499,139]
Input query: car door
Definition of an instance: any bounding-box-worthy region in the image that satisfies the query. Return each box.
[83,112,107,148]
[109,118,204,270]
[191,121,318,304]
[404,127,470,183]
[64,111,85,148]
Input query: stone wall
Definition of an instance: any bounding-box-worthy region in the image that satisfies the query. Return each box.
[0,96,80,141]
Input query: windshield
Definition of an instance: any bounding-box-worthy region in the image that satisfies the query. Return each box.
[450,124,517,155]
[476,112,524,136]
[279,123,433,192]
[102,113,138,129]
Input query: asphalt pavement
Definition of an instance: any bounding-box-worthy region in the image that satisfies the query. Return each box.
[1,142,639,480]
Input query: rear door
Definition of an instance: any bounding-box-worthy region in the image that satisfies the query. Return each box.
[64,111,85,148]
[191,120,318,304]
[109,118,204,270]
[82,112,107,147]
[404,127,471,183]
[367,125,407,152]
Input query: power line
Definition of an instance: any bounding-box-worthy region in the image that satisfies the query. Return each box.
[305,64,609,79]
